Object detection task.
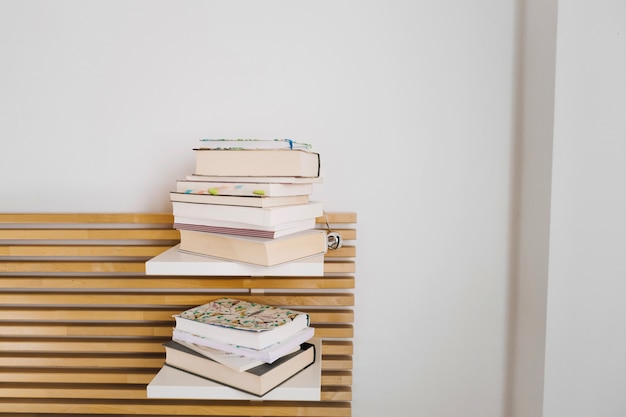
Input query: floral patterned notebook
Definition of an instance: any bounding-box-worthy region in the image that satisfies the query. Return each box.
[176,298,308,333]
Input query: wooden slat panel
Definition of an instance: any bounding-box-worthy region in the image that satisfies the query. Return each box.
[0,211,355,416]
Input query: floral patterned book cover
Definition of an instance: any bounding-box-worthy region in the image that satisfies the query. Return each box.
[176,297,309,333]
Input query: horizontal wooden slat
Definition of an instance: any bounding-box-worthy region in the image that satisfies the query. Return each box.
[315,213,357,224]
[0,292,355,307]
[0,229,180,240]
[0,307,354,323]
[0,383,351,402]
[0,274,354,289]
[0,245,171,257]
[0,213,175,224]
[0,399,352,416]
[0,369,350,386]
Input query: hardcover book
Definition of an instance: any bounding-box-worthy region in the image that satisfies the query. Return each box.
[162,340,315,397]
[147,338,322,401]
[174,298,310,350]
[193,149,320,177]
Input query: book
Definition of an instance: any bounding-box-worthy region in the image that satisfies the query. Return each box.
[146,338,322,401]
[145,245,324,277]
[186,174,323,184]
[173,217,316,239]
[171,201,324,227]
[197,138,312,151]
[172,326,316,364]
[162,340,315,397]
[169,192,309,208]
[174,339,284,372]
[179,228,327,267]
[176,179,314,197]
[174,298,310,350]
[193,149,320,177]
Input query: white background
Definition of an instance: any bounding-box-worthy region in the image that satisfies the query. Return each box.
[1,1,624,416]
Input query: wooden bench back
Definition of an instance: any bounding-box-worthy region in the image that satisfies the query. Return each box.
[0,212,356,416]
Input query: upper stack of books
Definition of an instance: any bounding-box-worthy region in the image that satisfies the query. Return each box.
[148,297,319,398]
[170,139,326,268]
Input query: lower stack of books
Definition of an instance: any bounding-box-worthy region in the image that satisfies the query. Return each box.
[147,297,320,400]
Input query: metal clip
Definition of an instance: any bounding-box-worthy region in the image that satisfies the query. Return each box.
[324,212,342,250]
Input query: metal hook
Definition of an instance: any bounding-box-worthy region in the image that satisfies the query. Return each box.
[324,212,342,250]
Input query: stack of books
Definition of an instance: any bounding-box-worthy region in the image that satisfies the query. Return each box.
[170,139,327,268]
[152,297,318,398]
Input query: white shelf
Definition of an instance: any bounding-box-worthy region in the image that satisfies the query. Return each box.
[145,244,324,277]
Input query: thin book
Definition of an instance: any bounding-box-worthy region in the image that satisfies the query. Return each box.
[169,192,309,208]
[173,298,310,350]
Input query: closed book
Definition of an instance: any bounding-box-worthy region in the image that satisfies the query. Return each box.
[171,201,323,227]
[162,340,316,397]
[173,217,317,238]
[194,149,320,177]
[145,245,324,277]
[172,327,316,364]
[176,179,314,197]
[147,338,322,401]
[174,298,310,350]
[197,138,312,151]
[169,192,309,208]
[179,228,327,267]
[186,174,322,184]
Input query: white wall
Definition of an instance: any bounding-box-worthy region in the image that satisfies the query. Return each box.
[544,1,626,416]
[0,1,517,416]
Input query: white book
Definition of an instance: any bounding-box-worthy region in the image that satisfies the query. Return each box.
[145,245,324,277]
[147,338,321,401]
[172,326,316,364]
[171,201,323,227]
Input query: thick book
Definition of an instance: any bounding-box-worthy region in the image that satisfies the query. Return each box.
[173,217,316,239]
[146,338,321,401]
[145,245,324,277]
[174,298,310,350]
[169,192,309,208]
[176,179,314,197]
[193,149,320,177]
[171,201,324,228]
[172,326,316,364]
[162,340,315,397]
[179,228,327,267]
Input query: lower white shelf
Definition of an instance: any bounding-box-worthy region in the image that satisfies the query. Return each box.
[146,338,322,401]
